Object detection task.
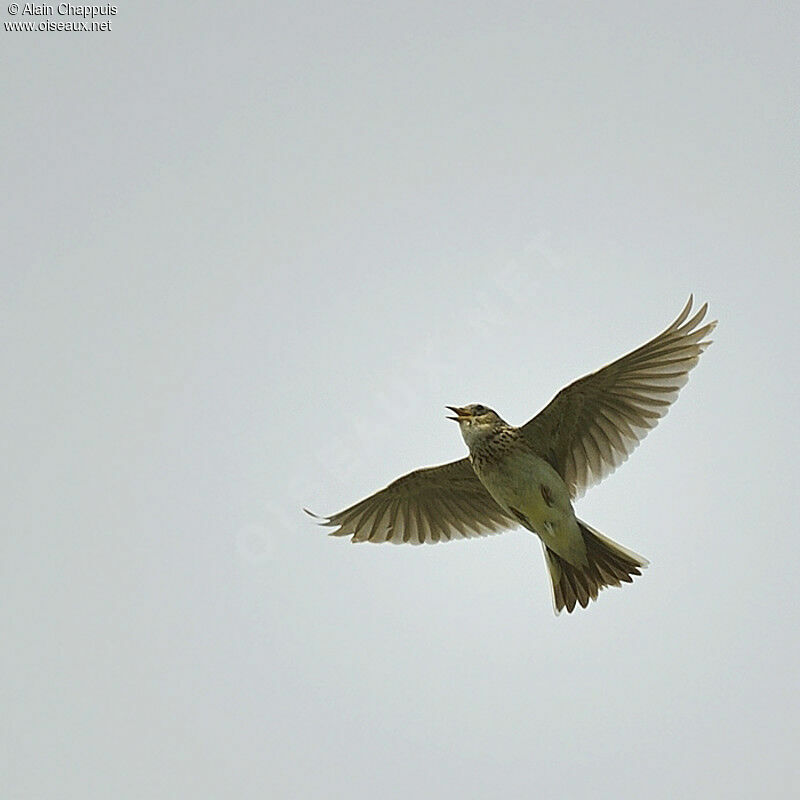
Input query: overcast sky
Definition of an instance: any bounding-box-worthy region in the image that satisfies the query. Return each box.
[3,2,799,798]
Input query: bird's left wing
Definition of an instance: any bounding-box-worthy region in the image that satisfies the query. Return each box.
[306,457,517,544]
[519,296,716,499]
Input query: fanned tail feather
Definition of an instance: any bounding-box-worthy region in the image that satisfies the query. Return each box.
[544,520,648,614]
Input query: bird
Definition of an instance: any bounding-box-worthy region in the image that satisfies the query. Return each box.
[306,296,716,614]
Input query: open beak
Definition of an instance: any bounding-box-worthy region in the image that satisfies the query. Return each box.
[446,405,470,422]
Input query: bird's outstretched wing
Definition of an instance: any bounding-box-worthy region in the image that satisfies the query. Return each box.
[306,458,516,545]
[520,296,716,499]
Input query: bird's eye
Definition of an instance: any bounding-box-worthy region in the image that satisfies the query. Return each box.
[475,405,486,414]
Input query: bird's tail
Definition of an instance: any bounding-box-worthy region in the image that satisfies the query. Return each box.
[543,520,648,614]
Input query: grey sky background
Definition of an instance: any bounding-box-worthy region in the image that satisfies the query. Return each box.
[3,2,798,798]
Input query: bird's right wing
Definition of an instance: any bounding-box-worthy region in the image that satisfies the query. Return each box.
[306,457,517,545]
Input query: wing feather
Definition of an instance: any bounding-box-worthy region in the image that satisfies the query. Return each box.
[520,296,715,498]
[307,457,517,545]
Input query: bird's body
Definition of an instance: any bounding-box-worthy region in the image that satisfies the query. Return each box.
[447,404,648,608]
[307,297,716,614]
[464,418,586,565]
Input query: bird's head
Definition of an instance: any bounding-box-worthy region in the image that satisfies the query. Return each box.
[446,404,504,448]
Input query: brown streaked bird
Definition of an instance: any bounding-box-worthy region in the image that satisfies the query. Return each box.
[306,297,716,614]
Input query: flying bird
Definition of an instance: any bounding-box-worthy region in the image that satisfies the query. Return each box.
[307,297,715,614]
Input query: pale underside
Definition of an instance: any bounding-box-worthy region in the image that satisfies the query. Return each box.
[309,296,715,545]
